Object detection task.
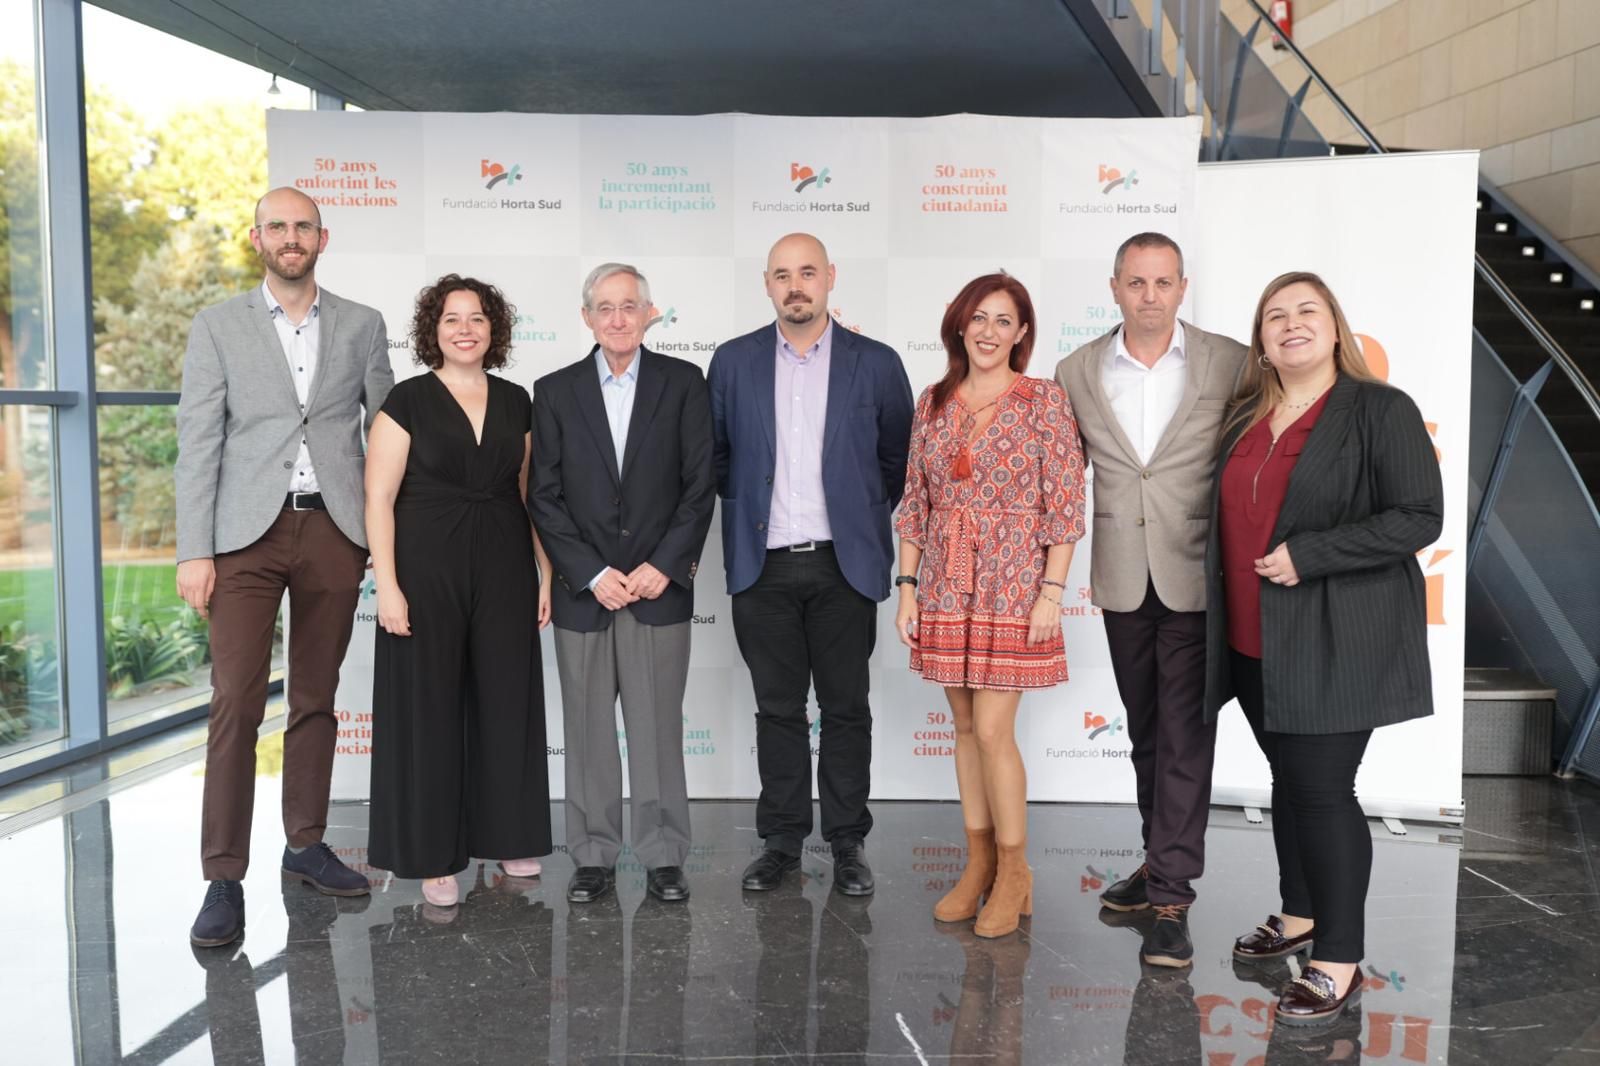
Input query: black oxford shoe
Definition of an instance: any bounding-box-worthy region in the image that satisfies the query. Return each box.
[567,865,616,903]
[1234,914,1315,961]
[190,880,245,948]
[646,865,691,902]
[1140,903,1195,968]
[831,841,875,896]
[741,849,800,891]
[1100,862,1150,912]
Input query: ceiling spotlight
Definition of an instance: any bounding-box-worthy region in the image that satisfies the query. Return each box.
[267,73,282,95]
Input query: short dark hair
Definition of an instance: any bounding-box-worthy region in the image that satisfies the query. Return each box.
[410,274,516,371]
[1113,232,1185,279]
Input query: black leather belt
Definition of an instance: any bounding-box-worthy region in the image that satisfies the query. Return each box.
[284,492,325,511]
[771,540,832,553]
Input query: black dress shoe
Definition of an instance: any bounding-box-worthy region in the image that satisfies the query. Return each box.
[831,841,875,897]
[741,849,800,891]
[1099,862,1150,912]
[1140,903,1194,968]
[1234,914,1315,961]
[1276,965,1363,1025]
[190,880,245,947]
[566,865,616,903]
[646,865,691,901]
[281,842,370,897]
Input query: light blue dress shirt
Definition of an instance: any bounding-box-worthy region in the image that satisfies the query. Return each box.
[588,347,640,590]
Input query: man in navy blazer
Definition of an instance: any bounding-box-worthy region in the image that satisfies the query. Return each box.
[708,233,914,895]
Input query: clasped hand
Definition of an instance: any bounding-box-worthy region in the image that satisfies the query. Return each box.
[1254,542,1300,587]
[594,563,669,610]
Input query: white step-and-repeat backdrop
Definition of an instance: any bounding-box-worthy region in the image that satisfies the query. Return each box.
[266,113,1472,823]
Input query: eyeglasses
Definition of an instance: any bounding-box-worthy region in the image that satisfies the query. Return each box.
[592,302,645,319]
[257,219,322,239]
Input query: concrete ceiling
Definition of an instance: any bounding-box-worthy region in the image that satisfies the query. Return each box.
[90,0,1158,117]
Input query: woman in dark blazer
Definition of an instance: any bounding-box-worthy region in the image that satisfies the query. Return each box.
[1203,271,1443,1025]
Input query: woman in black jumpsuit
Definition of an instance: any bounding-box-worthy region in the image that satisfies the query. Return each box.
[366,274,552,906]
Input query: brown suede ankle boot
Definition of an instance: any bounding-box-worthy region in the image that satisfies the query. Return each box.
[934,827,997,922]
[974,841,1033,938]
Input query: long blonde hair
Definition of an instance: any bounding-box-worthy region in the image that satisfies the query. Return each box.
[1223,271,1377,441]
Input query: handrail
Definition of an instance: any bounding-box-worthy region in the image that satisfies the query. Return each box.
[1476,254,1600,422]
[1237,0,1384,152]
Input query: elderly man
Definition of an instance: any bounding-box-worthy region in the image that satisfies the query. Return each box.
[1054,232,1246,968]
[177,187,394,947]
[708,233,914,896]
[530,262,715,904]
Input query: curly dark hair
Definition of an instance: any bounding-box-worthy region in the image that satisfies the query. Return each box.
[410,274,517,370]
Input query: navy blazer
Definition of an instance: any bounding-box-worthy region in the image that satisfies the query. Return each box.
[708,323,915,602]
[530,346,715,633]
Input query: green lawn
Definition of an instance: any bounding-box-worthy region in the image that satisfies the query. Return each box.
[0,562,187,638]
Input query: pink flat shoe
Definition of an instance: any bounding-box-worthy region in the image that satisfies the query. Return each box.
[421,876,458,906]
[501,858,543,878]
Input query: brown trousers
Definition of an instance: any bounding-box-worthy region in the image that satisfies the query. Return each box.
[201,508,367,881]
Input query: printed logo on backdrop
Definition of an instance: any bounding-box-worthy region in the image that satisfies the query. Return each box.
[922,162,1009,214]
[1057,163,1175,219]
[1084,711,1123,741]
[442,158,563,212]
[597,161,716,216]
[1358,332,1451,625]
[637,297,718,354]
[751,163,872,215]
[646,304,679,332]
[1044,710,1131,760]
[296,156,400,208]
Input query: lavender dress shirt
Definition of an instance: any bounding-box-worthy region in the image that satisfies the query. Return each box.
[767,321,835,548]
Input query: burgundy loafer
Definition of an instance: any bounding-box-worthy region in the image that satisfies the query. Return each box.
[1233,914,1315,960]
[1276,965,1362,1025]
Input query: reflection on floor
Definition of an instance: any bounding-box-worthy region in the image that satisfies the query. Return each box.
[1,735,1597,1064]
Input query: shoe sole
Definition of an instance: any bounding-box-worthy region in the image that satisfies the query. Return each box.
[190,924,244,948]
[283,868,370,897]
[834,882,875,897]
[1141,952,1194,968]
[647,887,691,902]
[742,865,799,891]
[1100,897,1150,913]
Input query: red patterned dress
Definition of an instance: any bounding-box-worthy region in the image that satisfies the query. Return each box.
[895,374,1087,690]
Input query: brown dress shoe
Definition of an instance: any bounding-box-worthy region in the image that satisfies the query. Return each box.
[934,827,997,923]
[1233,915,1315,960]
[1276,965,1362,1025]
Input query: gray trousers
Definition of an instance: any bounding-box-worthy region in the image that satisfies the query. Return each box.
[553,610,692,869]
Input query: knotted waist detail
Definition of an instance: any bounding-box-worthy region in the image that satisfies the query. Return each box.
[397,475,521,510]
[932,505,1039,595]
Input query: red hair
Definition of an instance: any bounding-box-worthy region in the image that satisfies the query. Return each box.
[931,273,1036,410]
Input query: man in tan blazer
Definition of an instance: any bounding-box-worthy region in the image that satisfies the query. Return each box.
[1054,232,1245,969]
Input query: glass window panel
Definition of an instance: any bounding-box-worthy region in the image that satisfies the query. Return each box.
[0,404,62,759]
[0,1,52,390]
[97,404,283,734]
[83,4,314,390]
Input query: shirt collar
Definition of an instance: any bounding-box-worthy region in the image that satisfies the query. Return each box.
[262,279,321,321]
[1112,321,1185,370]
[777,318,834,365]
[594,347,641,385]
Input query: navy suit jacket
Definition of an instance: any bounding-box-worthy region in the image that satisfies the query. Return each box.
[708,323,915,602]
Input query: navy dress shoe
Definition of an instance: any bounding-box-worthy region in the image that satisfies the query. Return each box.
[831,841,875,896]
[741,849,800,891]
[190,880,245,947]
[282,842,371,896]
[646,866,691,901]
[567,865,616,903]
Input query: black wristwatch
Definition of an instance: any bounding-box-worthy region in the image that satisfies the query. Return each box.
[895,575,919,588]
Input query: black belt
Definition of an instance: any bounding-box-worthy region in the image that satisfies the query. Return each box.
[770,539,832,553]
[284,492,325,511]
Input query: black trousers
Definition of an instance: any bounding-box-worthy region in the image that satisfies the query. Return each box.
[1231,650,1373,963]
[731,545,876,856]
[1101,579,1214,905]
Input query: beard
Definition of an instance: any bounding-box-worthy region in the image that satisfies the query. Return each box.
[262,245,318,281]
[781,297,817,324]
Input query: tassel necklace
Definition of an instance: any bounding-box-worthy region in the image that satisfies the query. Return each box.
[952,377,1014,480]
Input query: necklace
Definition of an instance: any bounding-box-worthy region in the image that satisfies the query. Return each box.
[1280,380,1334,411]
[958,377,1014,440]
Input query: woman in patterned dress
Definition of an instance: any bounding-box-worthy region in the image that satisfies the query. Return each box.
[894,273,1087,938]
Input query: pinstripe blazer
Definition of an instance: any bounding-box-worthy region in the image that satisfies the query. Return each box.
[1202,374,1444,733]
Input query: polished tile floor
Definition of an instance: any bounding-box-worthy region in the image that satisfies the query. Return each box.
[2,728,1597,1064]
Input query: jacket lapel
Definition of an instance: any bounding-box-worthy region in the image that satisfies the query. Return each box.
[573,347,621,485]
[1272,375,1358,541]
[305,287,338,413]
[821,325,859,464]
[620,349,667,482]
[245,285,305,407]
[1147,321,1208,462]
[1080,329,1143,467]
[751,325,778,461]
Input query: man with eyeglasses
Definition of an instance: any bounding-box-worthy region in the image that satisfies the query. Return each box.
[177,186,394,947]
[529,262,715,905]
[708,233,914,895]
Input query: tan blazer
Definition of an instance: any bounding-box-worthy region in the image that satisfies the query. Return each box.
[1054,321,1246,613]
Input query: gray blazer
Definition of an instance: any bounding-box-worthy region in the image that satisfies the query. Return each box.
[1054,321,1246,613]
[175,286,394,561]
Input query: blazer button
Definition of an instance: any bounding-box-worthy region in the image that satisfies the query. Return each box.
[1135,517,1146,526]
[621,529,631,537]
[1141,470,1151,480]
[757,521,766,531]
[283,461,292,469]
[766,476,773,485]
[612,496,621,506]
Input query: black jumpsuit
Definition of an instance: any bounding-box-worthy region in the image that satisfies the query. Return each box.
[368,372,551,878]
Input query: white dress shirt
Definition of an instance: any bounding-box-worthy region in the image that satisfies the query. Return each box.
[263,279,322,493]
[1102,322,1187,465]
[589,347,641,589]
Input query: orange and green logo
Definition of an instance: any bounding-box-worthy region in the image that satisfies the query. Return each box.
[645,304,678,332]
[481,159,523,190]
[1085,711,1124,740]
[1098,164,1139,194]
[792,162,832,194]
